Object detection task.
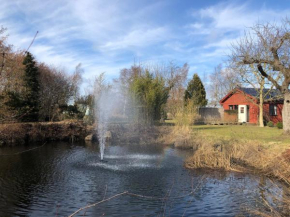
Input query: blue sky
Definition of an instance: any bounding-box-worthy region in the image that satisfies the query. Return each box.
[1,0,290,84]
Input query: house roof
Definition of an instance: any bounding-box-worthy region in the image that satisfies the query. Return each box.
[239,87,283,100]
[220,87,283,104]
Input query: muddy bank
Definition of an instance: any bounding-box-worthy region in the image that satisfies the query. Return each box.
[0,121,92,146]
[0,122,164,146]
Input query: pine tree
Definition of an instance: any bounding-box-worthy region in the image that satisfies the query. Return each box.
[22,52,40,121]
[184,73,207,107]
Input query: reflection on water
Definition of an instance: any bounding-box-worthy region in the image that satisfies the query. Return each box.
[0,142,287,216]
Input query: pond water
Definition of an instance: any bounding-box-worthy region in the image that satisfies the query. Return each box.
[0,141,287,216]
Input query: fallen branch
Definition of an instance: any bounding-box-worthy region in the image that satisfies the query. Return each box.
[0,141,47,156]
[68,176,205,217]
[68,191,128,217]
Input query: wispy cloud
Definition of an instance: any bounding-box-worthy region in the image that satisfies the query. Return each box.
[184,1,290,74]
[0,0,289,83]
[101,27,170,51]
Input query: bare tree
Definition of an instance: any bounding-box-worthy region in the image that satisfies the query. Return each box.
[38,63,77,121]
[0,27,26,122]
[231,19,290,133]
[233,63,281,127]
[93,72,110,98]
[209,64,240,107]
[163,63,189,118]
[71,63,83,102]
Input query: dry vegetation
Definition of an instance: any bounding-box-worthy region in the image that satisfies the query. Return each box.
[163,122,290,216]
[0,121,88,145]
[165,124,290,184]
[184,136,290,183]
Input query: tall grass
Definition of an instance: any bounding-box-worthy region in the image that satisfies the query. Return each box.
[174,100,198,127]
[184,134,290,184]
[165,101,200,149]
[180,130,290,216]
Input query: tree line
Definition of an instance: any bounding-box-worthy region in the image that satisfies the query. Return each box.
[0,27,82,122]
[0,26,208,124]
[6,17,289,131]
[87,62,208,125]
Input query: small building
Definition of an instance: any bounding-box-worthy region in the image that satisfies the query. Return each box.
[219,87,283,124]
[198,107,224,124]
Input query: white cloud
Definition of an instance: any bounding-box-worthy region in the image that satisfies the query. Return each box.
[184,1,290,69]
[0,0,170,78]
[198,2,290,31]
[101,27,170,51]
[0,0,290,83]
[199,3,252,30]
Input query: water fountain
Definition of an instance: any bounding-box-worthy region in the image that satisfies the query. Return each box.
[94,80,133,161]
[95,89,116,161]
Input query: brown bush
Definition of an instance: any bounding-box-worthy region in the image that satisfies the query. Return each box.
[0,123,28,145]
[0,121,88,146]
[184,136,290,185]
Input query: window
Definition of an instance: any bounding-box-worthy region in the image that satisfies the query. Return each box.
[269,104,277,116]
[240,107,244,113]
[229,105,238,110]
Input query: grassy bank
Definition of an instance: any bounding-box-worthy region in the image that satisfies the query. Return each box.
[162,123,290,215]
[163,123,290,183]
[191,125,290,145]
[0,121,89,146]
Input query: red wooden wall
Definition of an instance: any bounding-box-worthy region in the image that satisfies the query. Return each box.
[263,103,283,124]
[220,91,283,124]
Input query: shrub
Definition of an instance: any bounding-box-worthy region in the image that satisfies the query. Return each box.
[267,121,274,127]
[276,122,283,129]
[224,109,238,115]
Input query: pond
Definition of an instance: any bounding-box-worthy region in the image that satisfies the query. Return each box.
[0,141,287,216]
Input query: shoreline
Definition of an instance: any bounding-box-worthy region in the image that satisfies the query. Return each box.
[0,121,92,146]
[155,124,290,188]
[1,122,290,186]
[168,126,290,186]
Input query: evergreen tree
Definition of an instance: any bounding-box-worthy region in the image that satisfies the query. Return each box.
[22,52,40,121]
[184,73,207,107]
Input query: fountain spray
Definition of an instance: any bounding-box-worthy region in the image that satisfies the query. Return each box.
[93,72,139,161]
[95,89,116,161]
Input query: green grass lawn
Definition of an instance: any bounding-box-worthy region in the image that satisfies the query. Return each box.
[192,125,283,141]
[165,119,290,149]
[191,124,290,151]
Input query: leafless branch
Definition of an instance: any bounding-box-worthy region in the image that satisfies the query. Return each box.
[68,191,129,217]
[0,141,47,156]
[25,31,39,53]
[68,176,206,217]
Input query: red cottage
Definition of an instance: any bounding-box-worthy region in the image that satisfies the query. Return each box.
[219,87,283,124]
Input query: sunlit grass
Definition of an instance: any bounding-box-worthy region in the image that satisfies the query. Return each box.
[192,125,286,141]
[164,120,290,152]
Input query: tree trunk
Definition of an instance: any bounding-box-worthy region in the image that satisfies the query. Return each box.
[259,88,264,127]
[259,104,264,127]
[282,92,290,134]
